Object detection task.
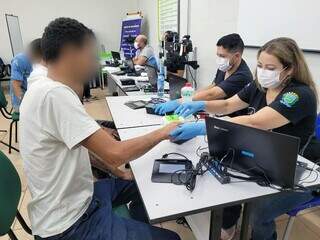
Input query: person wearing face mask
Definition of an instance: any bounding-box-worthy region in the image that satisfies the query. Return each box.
[154,33,253,116]
[168,37,318,240]
[132,34,158,69]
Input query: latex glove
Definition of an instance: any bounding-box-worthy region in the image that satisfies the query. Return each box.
[174,101,205,118]
[154,100,180,115]
[170,122,206,141]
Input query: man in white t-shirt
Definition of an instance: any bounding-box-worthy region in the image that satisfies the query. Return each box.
[20,17,180,240]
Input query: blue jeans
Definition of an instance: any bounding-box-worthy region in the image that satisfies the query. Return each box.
[250,191,314,240]
[36,179,180,240]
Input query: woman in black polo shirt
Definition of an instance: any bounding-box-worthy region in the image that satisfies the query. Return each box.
[169,37,318,240]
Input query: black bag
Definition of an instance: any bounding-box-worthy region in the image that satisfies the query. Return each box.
[0,58,5,78]
[0,57,10,78]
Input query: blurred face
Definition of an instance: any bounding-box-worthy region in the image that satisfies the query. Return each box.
[256,51,293,89]
[28,49,42,64]
[61,37,98,83]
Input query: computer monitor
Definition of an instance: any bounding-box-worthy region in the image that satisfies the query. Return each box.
[167,73,188,100]
[205,117,300,188]
[145,65,158,87]
[111,51,121,61]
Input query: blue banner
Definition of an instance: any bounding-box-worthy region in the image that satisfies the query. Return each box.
[120,18,142,59]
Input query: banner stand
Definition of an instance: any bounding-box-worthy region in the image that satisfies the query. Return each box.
[120,13,143,59]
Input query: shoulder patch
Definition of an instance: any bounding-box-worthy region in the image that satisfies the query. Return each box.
[280,92,299,108]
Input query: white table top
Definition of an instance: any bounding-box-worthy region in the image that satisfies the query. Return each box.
[103,66,169,97]
[106,96,170,129]
[118,125,320,224]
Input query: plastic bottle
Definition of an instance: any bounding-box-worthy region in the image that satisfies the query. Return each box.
[120,48,125,60]
[181,83,194,102]
[157,60,165,97]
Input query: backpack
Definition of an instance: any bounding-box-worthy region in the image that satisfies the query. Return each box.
[0,57,11,78]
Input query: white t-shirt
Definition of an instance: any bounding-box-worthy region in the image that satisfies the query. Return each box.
[27,64,48,86]
[19,76,100,237]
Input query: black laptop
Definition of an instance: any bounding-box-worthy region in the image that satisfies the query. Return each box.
[167,73,188,100]
[111,51,121,62]
[205,117,300,188]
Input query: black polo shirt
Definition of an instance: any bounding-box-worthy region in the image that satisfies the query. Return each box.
[214,59,253,98]
[237,80,318,149]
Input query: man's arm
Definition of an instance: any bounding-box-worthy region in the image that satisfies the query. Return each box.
[133,56,147,66]
[12,80,23,100]
[193,86,226,101]
[82,123,178,168]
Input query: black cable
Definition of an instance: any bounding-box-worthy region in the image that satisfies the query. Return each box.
[162,152,189,160]
[298,161,320,185]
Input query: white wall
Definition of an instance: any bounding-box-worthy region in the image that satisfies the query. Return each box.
[136,0,158,52]
[137,0,320,88]
[0,0,138,63]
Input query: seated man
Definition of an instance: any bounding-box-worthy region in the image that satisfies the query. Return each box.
[155,33,253,115]
[20,17,180,240]
[133,34,158,69]
[27,38,48,86]
[10,38,42,111]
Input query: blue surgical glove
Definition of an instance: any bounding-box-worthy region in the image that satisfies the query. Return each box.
[174,101,205,118]
[170,122,206,141]
[154,100,180,115]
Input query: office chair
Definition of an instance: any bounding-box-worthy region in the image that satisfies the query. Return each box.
[0,150,32,240]
[0,84,19,154]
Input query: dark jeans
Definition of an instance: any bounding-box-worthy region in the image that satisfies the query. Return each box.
[36,179,180,240]
[250,191,313,240]
[222,205,242,229]
[222,191,313,239]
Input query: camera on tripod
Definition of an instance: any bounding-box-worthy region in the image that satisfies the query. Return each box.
[160,31,199,70]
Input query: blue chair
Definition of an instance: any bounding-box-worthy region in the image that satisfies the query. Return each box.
[282,114,320,239]
[282,197,320,240]
[316,114,320,140]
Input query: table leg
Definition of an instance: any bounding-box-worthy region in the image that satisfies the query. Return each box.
[100,69,104,90]
[240,202,253,240]
[209,208,223,240]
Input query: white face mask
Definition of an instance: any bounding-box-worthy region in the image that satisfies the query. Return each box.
[257,67,285,89]
[216,56,231,72]
[134,42,139,49]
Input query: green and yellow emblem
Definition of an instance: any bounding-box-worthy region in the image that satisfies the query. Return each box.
[280,92,299,108]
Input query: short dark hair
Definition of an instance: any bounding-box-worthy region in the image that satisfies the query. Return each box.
[216,33,244,53]
[42,17,95,62]
[29,38,42,58]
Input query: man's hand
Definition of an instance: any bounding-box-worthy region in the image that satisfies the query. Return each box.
[158,122,182,140]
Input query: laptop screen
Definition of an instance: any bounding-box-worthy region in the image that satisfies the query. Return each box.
[205,117,300,188]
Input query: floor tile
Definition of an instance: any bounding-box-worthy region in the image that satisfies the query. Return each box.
[13,190,31,230]
[298,208,320,236]
[161,220,196,240]
[276,218,320,240]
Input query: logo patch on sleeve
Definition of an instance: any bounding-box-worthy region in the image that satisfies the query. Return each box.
[280,92,299,108]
